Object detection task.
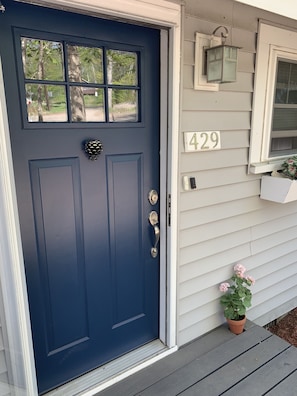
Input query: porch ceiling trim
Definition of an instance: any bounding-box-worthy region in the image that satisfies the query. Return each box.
[235,0,297,21]
[14,0,181,27]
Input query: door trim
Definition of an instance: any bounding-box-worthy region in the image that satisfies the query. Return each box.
[0,0,181,394]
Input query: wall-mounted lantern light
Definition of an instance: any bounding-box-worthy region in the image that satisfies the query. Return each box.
[205,26,239,84]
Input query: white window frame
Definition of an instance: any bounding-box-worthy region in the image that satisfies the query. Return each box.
[249,22,297,174]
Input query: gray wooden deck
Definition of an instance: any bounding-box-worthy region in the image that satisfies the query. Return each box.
[98,321,297,396]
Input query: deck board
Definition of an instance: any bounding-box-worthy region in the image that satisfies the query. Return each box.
[223,347,297,396]
[137,326,271,396]
[179,336,290,396]
[98,324,236,396]
[265,369,297,396]
[97,322,297,396]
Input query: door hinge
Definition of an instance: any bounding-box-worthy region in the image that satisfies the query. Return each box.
[167,193,171,227]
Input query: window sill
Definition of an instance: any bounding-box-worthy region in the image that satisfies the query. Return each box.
[249,160,284,174]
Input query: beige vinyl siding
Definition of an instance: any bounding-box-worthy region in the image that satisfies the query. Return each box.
[178,0,297,345]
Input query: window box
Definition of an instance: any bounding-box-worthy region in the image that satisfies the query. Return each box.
[260,175,297,203]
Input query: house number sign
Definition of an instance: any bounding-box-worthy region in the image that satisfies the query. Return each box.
[184,131,221,152]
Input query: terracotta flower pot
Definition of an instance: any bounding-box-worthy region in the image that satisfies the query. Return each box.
[227,316,246,335]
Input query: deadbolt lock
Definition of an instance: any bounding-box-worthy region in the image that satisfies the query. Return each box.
[148,189,159,205]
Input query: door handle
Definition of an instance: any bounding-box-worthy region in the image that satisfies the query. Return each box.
[149,211,160,258]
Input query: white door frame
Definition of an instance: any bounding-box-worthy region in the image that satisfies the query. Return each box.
[0,0,181,394]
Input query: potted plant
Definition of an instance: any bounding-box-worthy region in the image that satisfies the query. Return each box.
[281,156,297,179]
[260,156,297,203]
[219,264,255,334]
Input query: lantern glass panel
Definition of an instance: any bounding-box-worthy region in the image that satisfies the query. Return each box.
[206,45,238,83]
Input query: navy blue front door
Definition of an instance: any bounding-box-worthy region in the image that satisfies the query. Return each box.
[0,1,160,393]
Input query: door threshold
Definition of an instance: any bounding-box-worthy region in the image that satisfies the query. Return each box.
[45,340,177,396]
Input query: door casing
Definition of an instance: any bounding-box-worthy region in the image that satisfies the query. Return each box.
[0,0,181,394]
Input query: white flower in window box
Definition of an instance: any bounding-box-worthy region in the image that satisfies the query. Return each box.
[260,156,297,203]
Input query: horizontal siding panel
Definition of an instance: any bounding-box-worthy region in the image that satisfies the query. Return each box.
[180,180,259,211]
[186,0,297,33]
[181,111,250,130]
[251,212,297,240]
[180,245,297,296]
[220,72,254,92]
[180,286,220,315]
[243,239,297,273]
[183,15,256,53]
[233,0,297,32]
[180,167,259,194]
[237,51,255,73]
[180,243,251,282]
[181,197,264,230]
[180,227,250,252]
[178,313,222,346]
[210,130,250,149]
[179,244,297,300]
[251,287,297,323]
[183,40,194,65]
[183,90,252,111]
[180,267,228,300]
[247,249,297,282]
[179,262,245,298]
[183,65,194,90]
[179,300,219,331]
[186,0,235,27]
[251,273,297,315]
[251,227,297,255]
[252,297,297,327]
[230,28,256,52]
[254,261,297,297]
[180,209,297,250]
[183,65,253,92]
[180,148,248,172]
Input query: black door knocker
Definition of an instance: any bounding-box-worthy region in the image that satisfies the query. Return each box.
[83,139,103,160]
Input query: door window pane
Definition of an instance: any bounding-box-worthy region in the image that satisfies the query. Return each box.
[26,84,67,122]
[21,37,64,81]
[70,87,105,122]
[107,50,137,85]
[67,45,103,84]
[108,89,138,122]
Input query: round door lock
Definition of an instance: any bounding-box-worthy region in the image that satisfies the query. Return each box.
[148,189,158,205]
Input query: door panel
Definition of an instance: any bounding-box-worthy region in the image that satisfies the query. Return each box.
[107,154,144,326]
[0,0,160,393]
[29,158,88,353]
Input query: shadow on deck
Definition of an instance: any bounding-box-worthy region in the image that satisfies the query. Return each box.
[97,321,297,396]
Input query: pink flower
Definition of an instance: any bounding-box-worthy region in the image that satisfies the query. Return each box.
[219,282,230,292]
[234,264,246,277]
[246,275,255,285]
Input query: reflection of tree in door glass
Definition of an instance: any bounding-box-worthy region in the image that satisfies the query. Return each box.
[21,37,139,123]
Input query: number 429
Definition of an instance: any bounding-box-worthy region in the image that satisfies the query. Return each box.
[184,131,221,152]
